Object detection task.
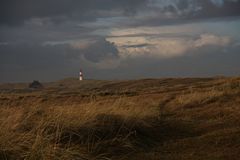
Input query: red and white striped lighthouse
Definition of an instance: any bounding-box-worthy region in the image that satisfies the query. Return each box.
[79,69,83,81]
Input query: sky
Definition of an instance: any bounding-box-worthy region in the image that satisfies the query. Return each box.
[1,0,240,82]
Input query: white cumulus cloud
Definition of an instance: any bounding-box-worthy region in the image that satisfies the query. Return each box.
[107,33,231,59]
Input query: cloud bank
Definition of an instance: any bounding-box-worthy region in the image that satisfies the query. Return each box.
[107,33,231,58]
[0,0,240,82]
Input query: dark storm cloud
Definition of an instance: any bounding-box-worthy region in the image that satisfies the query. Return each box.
[79,39,119,63]
[0,0,147,26]
[0,43,82,82]
[150,0,240,18]
[0,38,120,82]
[185,0,240,19]
[0,0,240,82]
[131,0,240,27]
[0,43,73,70]
[1,0,240,26]
[122,43,152,48]
[0,38,119,68]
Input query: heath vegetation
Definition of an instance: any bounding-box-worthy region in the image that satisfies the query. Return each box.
[0,77,240,160]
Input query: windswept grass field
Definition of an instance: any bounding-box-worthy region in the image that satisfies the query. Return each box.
[0,77,240,160]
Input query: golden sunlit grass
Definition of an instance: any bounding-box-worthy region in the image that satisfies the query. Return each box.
[0,77,240,160]
[0,97,160,159]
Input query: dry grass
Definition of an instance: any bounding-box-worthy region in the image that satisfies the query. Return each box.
[0,77,240,160]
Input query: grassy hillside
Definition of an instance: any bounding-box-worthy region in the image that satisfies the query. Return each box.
[0,77,240,160]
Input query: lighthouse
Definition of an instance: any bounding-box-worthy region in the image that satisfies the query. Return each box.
[79,69,83,81]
